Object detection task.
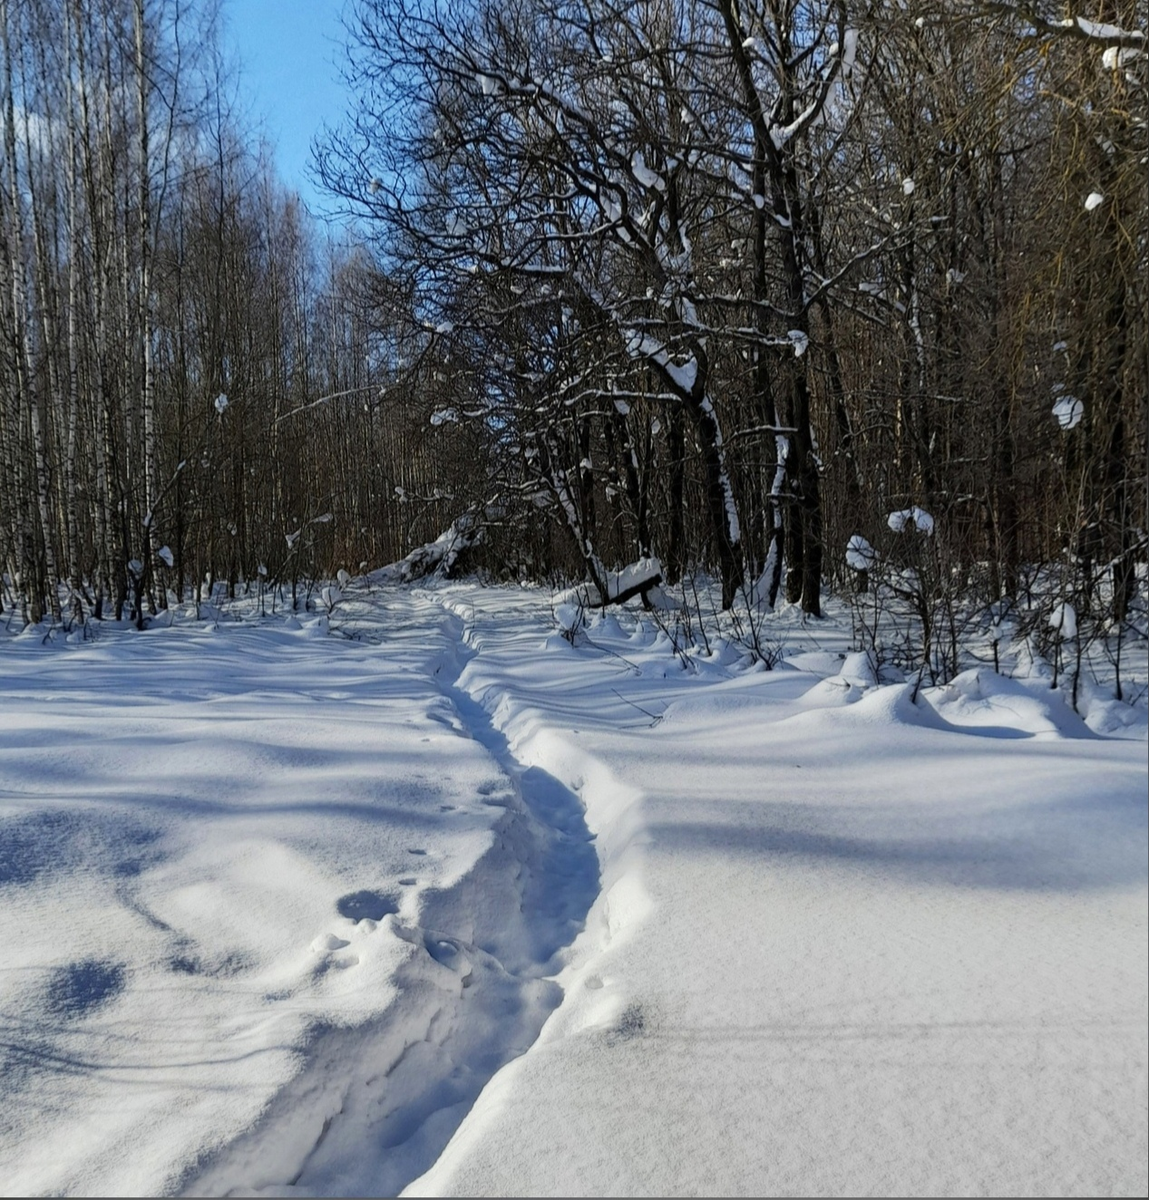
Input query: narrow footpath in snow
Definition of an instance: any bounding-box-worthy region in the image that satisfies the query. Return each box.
[0,582,1144,1198]
[185,599,600,1196]
[404,585,1147,1199]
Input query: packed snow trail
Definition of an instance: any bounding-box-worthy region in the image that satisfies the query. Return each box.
[0,592,598,1197]
[184,598,599,1196]
[405,586,1147,1198]
[0,583,1144,1197]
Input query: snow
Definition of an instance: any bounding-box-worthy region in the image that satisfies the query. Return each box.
[841,28,858,79]
[1102,45,1145,68]
[1074,16,1145,41]
[1084,191,1105,211]
[214,393,229,414]
[787,328,809,357]
[845,534,877,570]
[157,545,174,568]
[430,408,460,426]
[624,329,699,395]
[769,97,821,150]
[887,505,935,535]
[902,176,915,195]
[0,582,1144,1196]
[1053,394,1084,430]
[1049,601,1079,640]
[630,151,664,192]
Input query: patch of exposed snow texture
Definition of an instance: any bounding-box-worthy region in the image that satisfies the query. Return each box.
[625,330,697,394]
[382,516,482,582]
[609,557,663,600]
[1102,45,1145,68]
[430,409,460,426]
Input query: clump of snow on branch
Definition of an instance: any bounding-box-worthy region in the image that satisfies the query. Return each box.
[845,535,877,570]
[1084,192,1105,211]
[887,506,934,535]
[214,393,229,414]
[1102,45,1145,69]
[840,28,858,79]
[1048,602,1078,640]
[1052,394,1084,430]
[631,151,664,191]
[430,408,460,426]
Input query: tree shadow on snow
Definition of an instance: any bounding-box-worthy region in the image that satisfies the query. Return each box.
[653,789,1147,893]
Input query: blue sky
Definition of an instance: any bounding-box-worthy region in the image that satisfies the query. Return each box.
[223,0,352,214]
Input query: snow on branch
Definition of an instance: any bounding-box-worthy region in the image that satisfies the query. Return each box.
[980,2,1145,45]
[380,512,483,582]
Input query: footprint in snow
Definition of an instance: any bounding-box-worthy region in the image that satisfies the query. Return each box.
[607,1002,647,1045]
[336,890,399,922]
[46,960,126,1019]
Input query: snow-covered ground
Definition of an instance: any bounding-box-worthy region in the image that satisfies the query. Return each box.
[0,582,1145,1197]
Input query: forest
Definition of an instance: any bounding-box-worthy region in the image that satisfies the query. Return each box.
[0,5,1146,1193]
[1,0,1145,671]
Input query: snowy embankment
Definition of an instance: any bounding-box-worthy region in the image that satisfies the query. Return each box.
[0,582,1145,1197]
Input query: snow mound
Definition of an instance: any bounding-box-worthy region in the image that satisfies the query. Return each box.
[922,669,1095,740]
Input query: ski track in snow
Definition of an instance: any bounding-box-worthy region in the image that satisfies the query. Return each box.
[0,582,1145,1197]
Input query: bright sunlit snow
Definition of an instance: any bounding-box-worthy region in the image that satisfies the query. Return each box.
[0,580,1144,1197]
